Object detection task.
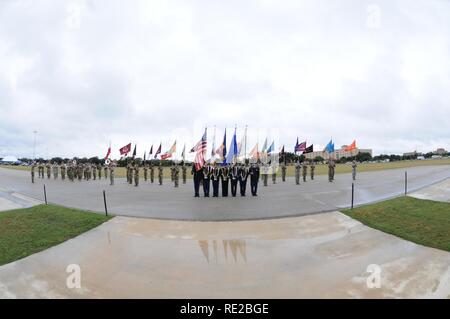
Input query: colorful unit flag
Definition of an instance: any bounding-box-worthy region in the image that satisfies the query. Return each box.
[104,145,111,160]
[132,145,137,158]
[304,144,314,154]
[215,129,227,161]
[161,141,177,160]
[225,128,238,164]
[149,145,153,155]
[267,141,275,154]
[181,144,186,162]
[344,140,357,152]
[249,143,259,161]
[261,138,268,154]
[325,140,335,153]
[154,143,162,159]
[119,143,132,156]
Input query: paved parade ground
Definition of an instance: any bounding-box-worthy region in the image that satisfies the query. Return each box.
[1,165,450,220]
[1,207,449,298]
[1,166,450,298]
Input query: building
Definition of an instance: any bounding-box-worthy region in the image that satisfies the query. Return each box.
[304,146,373,160]
[0,156,21,165]
[434,148,447,155]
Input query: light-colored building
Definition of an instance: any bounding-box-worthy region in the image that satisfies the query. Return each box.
[434,148,447,155]
[304,146,373,160]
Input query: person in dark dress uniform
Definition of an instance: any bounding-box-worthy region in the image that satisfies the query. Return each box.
[220,165,230,197]
[211,163,220,197]
[238,163,249,196]
[230,163,239,197]
[202,163,211,197]
[191,163,202,197]
[249,163,260,196]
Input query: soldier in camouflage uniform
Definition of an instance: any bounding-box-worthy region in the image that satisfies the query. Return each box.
[328,158,335,182]
[143,163,148,181]
[302,161,308,182]
[158,163,163,185]
[109,161,116,186]
[97,164,102,179]
[127,162,133,184]
[310,161,316,180]
[84,164,89,180]
[67,163,73,181]
[170,164,175,182]
[150,163,155,183]
[134,163,140,187]
[182,163,187,184]
[281,162,287,182]
[38,162,44,178]
[104,164,108,179]
[61,163,66,180]
[92,164,97,180]
[31,162,36,183]
[263,163,269,186]
[173,163,180,188]
[78,164,83,181]
[271,164,277,184]
[46,162,51,179]
[295,161,301,185]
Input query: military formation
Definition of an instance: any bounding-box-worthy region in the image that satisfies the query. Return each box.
[29,158,358,198]
[31,160,117,185]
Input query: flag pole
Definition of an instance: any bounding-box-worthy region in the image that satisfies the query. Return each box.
[244,125,248,161]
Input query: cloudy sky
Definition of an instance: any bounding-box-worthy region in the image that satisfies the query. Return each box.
[1,0,449,159]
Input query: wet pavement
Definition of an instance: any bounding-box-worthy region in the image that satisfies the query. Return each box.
[1,165,450,221]
[0,186,43,211]
[410,178,450,203]
[0,212,449,298]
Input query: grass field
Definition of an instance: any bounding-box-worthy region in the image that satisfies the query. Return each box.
[2,158,450,179]
[0,204,111,266]
[342,197,450,252]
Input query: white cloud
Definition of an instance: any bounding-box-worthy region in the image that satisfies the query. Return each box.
[1,0,450,159]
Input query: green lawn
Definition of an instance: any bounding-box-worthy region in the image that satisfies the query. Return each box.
[0,204,112,266]
[342,197,450,252]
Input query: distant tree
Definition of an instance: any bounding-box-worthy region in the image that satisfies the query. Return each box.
[424,152,433,159]
[314,156,324,163]
[356,152,372,162]
[50,157,63,164]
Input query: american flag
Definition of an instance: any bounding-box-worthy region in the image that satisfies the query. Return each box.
[294,139,306,153]
[193,129,207,171]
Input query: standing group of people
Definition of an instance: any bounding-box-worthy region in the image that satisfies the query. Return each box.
[125,162,188,188]
[30,159,359,194]
[30,161,117,185]
[191,162,260,197]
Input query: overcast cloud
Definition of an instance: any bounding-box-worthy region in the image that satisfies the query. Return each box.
[1,0,449,159]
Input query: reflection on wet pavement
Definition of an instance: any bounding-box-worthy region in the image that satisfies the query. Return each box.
[198,240,247,264]
[0,213,449,298]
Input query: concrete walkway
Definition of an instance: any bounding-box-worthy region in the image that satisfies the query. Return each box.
[0,186,42,211]
[0,212,449,298]
[1,165,450,221]
[410,178,450,203]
